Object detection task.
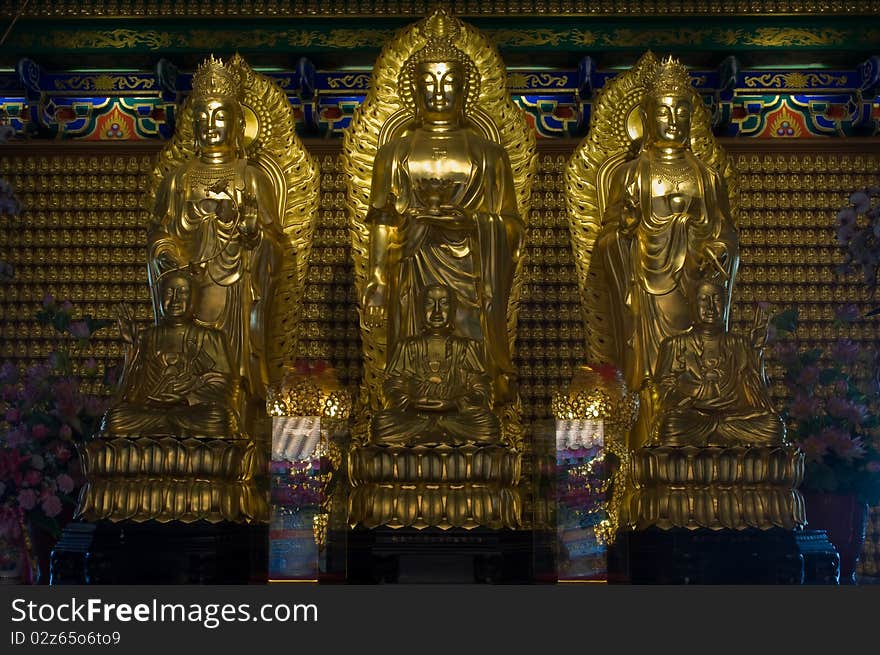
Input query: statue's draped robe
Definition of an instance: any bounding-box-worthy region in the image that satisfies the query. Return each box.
[597,149,738,394]
[148,160,284,402]
[653,329,784,446]
[371,333,499,445]
[104,323,238,436]
[367,127,524,392]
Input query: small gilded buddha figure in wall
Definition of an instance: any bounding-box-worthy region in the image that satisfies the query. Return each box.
[147,55,285,426]
[371,283,500,446]
[362,27,524,410]
[651,279,786,447]
[102,270,239,438]
[595,56,739,446]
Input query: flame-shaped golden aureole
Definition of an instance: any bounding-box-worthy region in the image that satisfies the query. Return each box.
[149,54,320,397]
[565,51,737,377]
[342,9,537,441]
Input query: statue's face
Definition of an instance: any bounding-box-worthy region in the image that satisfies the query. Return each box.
[695,282,724,328]
[193,97,238,150]
[414,61,465,122]
[649,94,691,146]
[423,285,453,330]
[160,275,193,322]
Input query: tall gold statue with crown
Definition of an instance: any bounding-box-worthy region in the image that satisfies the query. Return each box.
[148,54,320,436]
[343,9,537,530]
[75,54,320,526]
[567,53,804,537]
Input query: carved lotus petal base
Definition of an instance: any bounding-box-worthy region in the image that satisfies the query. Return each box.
[633,444,804,486]
[76,479,268,524]
[349,483,521,530]
[77,434,267,523]
[348,443,521,485]
[628,444,806,530]
[82,434,262,479]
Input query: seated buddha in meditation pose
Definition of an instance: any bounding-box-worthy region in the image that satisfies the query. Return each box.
[651,279,786,447]
[102,270,239,437]
[371,284,500,446]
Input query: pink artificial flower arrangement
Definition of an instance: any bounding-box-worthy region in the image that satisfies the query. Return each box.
[836,187,880,310]
[771,307,880,504]
[0,295,111,545]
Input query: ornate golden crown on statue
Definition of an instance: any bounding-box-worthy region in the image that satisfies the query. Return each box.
[191,54,243,100]
[645,55,692,99]
[420,7,460,41]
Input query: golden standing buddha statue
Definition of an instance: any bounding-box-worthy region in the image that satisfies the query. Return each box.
[148,56,285,429]
[362,28,524,417]
[371,284,500,445]
[344,9,535,530]
[568,54,739,449]
[75,56,318,524]
[570,53,804,532]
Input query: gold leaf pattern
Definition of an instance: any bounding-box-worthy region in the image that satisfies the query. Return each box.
[743,72,851,89]
[744,27,847,47]
[327,74,371,90]
[50,29,175,50]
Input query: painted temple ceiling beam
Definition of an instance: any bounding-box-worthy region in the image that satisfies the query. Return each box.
[1,0,878,19]
[1,15,879,62]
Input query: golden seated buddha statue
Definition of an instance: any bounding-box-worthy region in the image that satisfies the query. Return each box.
[651,279,786,447]
[371,284,500,446]
[628,280,802,530]
[78,270,262,523]
[102,270,239,438]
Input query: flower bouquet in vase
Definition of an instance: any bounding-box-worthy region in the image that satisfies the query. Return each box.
[0,295,111,583]
[771,307,880,583]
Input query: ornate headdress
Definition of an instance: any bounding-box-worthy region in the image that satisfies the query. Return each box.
[645,55,692,100]
[191,54,243,101]
[153,262,193,289]
[398,9,481,116]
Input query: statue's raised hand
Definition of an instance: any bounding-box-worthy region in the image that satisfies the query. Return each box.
[751,304,771,351]
[238,191,260,245]
[115,303,139,345]
[363,280,387,328]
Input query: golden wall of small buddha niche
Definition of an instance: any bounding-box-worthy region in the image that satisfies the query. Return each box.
[1,141,879,573]
[0,150,154,396]
[729,149,880,401]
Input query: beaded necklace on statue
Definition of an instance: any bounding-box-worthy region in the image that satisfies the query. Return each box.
[652,155,696,190]
[188,160,236,192]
